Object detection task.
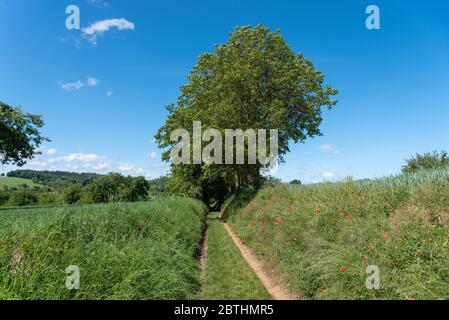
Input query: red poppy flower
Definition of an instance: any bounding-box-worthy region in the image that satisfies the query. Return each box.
[447,236,449,243]
[341,266,347,273]
[274,217,282,225]
[382,232,389,240]
[348,215,353,221]
[263,218,268,225]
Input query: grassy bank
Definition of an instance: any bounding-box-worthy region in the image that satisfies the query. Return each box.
[226,169,449,299]
[0,198,207,299]
[199,213,271,300]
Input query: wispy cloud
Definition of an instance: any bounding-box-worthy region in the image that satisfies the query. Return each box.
[87,0,110,8]
[322,171,335,178]
[59,80,84,91]
[59,76,100,91]
[82,18,135,45]
[318,144,340,155]
[86,76,99,87]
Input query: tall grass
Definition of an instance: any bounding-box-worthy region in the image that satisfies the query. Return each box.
[0,198,207,300]
[227,169,449,299]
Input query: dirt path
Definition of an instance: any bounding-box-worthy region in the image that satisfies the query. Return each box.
[198,217,209,293]
[222,222,298,300]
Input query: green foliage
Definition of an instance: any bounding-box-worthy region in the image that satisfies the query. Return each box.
[0,199,208,299]
[87,173,149,203]
[63,184,84,204]
[156,25,337,204]
[8,190,38,206]
[7,170,100,189]
[227,169,449,299]
[0,101,48,166]
[290,179,302,185]
[402,150,449,174]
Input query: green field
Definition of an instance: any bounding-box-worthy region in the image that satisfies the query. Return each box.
[0,177,43,189]
[226,169,449,300]
[0,198,207,299]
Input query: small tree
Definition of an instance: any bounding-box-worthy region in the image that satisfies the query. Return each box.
[290,179,302,185]
[1,101,49,166]
[402,150,449,174]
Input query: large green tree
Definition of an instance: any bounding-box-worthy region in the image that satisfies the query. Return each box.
[156,25,337,205]
[0,101,48,166]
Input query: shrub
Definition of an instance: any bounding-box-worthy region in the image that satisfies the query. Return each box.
[63,184,84,204]
[402,150,449,174]
[88,173,149,203]
[8,190,38,206]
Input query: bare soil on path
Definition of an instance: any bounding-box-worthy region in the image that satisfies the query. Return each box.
[222,222,298,300]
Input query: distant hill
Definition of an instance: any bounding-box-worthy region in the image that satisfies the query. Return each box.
[0,176,44,189]
[7,170,101,189]
[6,170,168,194]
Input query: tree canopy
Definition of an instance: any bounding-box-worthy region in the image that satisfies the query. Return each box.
[156,25,337,206]
[0,101,48,166]
[402,150,449,174]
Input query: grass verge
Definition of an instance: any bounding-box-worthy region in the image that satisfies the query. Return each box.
[199,213,271,300]
[227,169,449,300]
[0,197,207,300]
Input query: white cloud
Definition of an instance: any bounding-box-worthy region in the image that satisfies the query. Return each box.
[106,90,112,96]
[86,76,100,87]
[82,18,135,44]
[322,172,335,178]
[46,148,57,155]
[88,0,110,7]
[59,80,84,91]
[118,163,135,171]
[59,76,100,91]
[149,151,157,158]
[92,162,110,170]
[318,144,333,152]
[57,153,102,163]
[318,144,340,155]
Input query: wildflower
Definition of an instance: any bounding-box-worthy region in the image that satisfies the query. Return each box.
[274,217,282,225]
[263,218,268,225]
[447,236,449,243]
[382,232,389,240]
[363,256,369,262]
[348,214,353,221]
[338,212,344,218]
[341,266,347,273]
[315,207,321,214]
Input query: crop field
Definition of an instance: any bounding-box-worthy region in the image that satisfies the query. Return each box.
[226,169,449,299]
[0,177,43,189]
[0,198,207,300]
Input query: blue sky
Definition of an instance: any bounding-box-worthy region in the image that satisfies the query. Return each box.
[1,0,448,183]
